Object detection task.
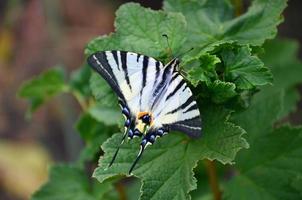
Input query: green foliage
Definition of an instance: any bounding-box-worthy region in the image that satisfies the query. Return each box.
[223,38,302,199]
[219,45,273,90]
[75,113,113,165]
[89,73,118,107]
[16,0,302,199]
[260,39,302,118]
[224,125,302,200]
[164,0,287,48]
[70,64,92,97]
[17,66,67,113]
[85,3,187,60]
[88,104,122,126]
[183,53,221,87]
[93,104,248,199]
[31,165,117,200]
[207,80,237,103]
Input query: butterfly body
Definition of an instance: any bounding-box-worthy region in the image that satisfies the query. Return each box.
[88,50,201,174]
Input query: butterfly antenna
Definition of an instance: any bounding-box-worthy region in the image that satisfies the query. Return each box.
[162,34,172,59]
[129,143,146,174]
[109,128,129,167]
[176,47,194,59]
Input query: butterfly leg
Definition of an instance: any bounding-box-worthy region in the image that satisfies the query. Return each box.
[128,128,169,174]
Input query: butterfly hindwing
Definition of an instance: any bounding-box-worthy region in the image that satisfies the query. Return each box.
[152,70,202,138]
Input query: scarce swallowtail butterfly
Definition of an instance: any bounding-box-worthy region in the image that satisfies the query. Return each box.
[87,50,202,174]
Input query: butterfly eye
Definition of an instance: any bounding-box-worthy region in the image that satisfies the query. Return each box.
[141,115,151,124]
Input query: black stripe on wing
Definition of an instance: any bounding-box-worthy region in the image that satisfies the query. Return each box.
[112,50,120,70]
[120,51,132,91]
[139,56,149,107]
[87,52,124,100]
[165,96,194,115]
[141,56,149,93]
[165,79,186,101]
[150,62,175,109]
[153,61,161,86]
[167,116,202,138]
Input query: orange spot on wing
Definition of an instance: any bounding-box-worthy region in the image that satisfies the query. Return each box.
[137,111,154,126]
[137,111,149,119]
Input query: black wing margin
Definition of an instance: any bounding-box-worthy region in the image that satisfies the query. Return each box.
[87,51,125,100]
[168,116,202,138]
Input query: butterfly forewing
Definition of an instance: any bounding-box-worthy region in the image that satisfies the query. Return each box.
[87,50,202,173]
[88,51,164,114]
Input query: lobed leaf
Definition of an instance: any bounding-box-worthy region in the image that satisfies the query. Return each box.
[260,39,302,118]
[31,165,116,200]
[89,73,118,107]
[183,53,220,86]
[93,104,248,200]
[75,113,120,165]
[88,104,122,126]
[184,45,272,105]
[224,126,302,200]
[224,38,302,199]
[69,64,92,97]
[164,0,287,49]
[220,45,273,90]
[207,80,237,103]
[17,67,67,113]
[85,3,187,60]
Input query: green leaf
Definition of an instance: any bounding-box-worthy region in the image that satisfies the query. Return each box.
[76,113,102,141]
[164,0,233,50]
[260,39,302,118]
[70,64,92,97]
[115,3,187,58]
[85,3,187,60]
[93,104,248,200]
[18,67,67,113]
[88,104,122,126]
[230,89,284,177]
[223,0,287,45]
[278,87,300,119]
[31,165,116,200]
[85,35,120,57]
[261,39,302,89]
[75,113,114,165]
[183,53,220,86]
[225,41,302,198]
[183,45,272,106]
[232,89,284,143]
[89,72,118,107]
[198,104,249,163]
[221,46,273,90]
[224,126,302,200]
[164,0,287,49]
[208,80,237,103]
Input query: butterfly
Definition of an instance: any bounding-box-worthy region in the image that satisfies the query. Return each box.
[87,50,202,174]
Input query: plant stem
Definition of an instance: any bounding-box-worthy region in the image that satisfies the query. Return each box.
[204,160,221,200]
[115,181,127,200]
[63,85,89,111]
[72,90,89,111]
[232,0,243,16]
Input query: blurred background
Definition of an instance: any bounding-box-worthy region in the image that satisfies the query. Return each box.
[0,0,301,199]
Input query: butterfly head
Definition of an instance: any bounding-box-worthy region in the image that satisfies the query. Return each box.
[136,111,154,134]
[169,58,180,67]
